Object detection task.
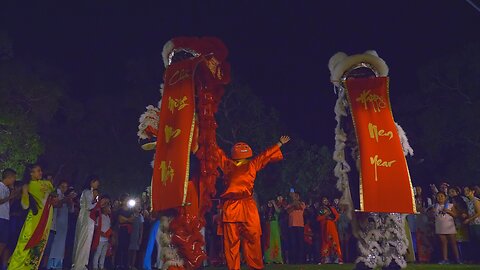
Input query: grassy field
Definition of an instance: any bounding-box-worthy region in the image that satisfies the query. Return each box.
[206,264,480,270]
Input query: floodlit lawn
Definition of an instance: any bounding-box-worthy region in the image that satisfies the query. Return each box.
[206,264,479,270]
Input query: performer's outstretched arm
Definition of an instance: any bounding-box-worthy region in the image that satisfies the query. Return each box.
[251,136,290,172]
[215,145,230,172]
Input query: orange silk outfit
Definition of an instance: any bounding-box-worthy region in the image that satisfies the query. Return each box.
[217,144,283,270]
[317,206,343,263]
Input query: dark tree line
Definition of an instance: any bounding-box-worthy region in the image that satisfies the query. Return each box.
[395,42,480,187]
[2,29,479,200]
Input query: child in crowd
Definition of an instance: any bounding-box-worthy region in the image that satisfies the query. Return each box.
[434,191,461,264]
[92,203,112,270]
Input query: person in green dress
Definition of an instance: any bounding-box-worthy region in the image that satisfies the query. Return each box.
[264,199,283,264]
[8,164,56,270]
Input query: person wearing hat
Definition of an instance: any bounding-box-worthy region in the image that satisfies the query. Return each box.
[216,136,290,270]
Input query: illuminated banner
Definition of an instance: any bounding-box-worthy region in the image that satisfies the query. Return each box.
[345,77,415,213]
[151,58,200,211]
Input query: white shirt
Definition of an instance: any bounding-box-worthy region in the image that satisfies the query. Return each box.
[434,203,456,234]
[50,189,63,231]
[0,182,10,220]
[81,189,97,210]
[99,214,111,242]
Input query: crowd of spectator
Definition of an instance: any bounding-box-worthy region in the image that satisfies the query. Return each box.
[1,165,479,269]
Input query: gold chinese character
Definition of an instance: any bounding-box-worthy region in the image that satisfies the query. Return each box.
[368,123,393,142]
[160,161,175,185]
[369,155,396,181]
[168,69,190,85]
[164,125,181,143]
[206,56,223,80]
[356,90,387,112]
[168,96,189,113]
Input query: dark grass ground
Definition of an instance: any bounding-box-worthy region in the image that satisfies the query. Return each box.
[205,264,480,270]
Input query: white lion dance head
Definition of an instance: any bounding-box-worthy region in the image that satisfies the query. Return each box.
[328,51,412,220]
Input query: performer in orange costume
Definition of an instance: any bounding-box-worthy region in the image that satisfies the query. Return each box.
[216,136,291,270]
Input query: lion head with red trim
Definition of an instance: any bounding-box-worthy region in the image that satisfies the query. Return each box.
[162,37,230,83]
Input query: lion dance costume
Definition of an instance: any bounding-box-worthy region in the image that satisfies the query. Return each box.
[328,51,416,270]
[137,37,230,270]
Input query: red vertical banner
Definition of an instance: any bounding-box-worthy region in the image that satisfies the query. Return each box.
[345,77,416,213]
[151,58,201,211]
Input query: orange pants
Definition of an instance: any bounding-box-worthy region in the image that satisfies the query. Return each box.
[223,222,263,270]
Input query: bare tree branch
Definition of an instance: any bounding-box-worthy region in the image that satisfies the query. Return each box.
[432,74,472,104]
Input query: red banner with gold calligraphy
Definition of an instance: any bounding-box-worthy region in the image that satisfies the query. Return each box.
[151,58,201,211]
[345,77,416,213]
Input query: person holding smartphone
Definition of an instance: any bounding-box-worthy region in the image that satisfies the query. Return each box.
[317,197,342,264]
[264,199,283,264]
[434,191,460,264]
[116,194,135,270]
[47,180,77,270]
[72,176,102,270]
[285,191,306,264]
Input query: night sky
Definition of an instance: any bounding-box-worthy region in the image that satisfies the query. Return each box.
[2,1,479,148]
